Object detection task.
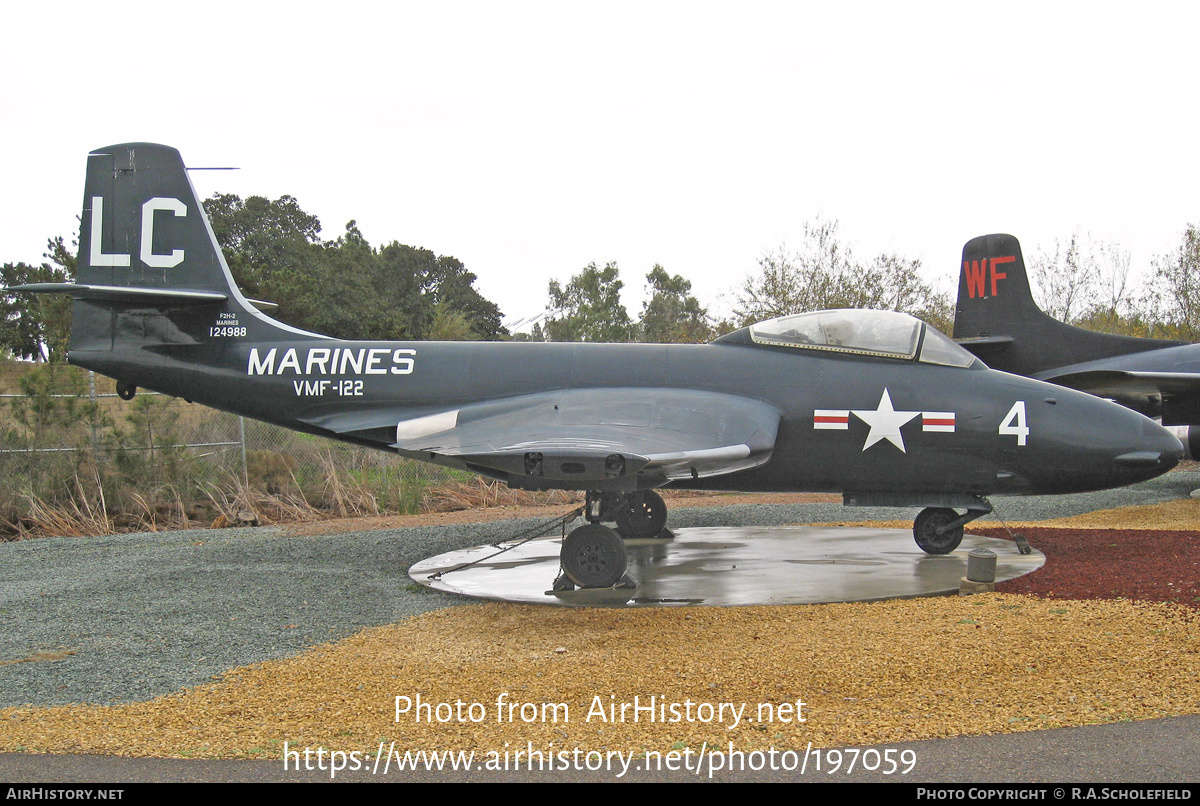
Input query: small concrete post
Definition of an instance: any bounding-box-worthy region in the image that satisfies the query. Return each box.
[960,548,997,595]
[967,548,997,583]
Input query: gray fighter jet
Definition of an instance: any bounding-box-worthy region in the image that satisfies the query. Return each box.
[6,145,1184,589]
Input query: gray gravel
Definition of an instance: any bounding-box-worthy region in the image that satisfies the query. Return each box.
[2,467,1197,709]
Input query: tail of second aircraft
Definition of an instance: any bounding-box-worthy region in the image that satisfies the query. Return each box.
[952,233,1181,376]
[9,143,324,394]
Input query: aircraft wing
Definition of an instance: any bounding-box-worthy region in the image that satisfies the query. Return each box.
[1039,369,1200,405]
[314,388,780,486]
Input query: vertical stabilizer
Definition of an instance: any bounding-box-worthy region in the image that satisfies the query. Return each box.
[953,234,1035,343]
[70,143,322,348]
[80,143,233,296]
[4,143,326,358]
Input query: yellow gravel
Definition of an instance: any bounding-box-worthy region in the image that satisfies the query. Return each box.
[1,594,1197,758]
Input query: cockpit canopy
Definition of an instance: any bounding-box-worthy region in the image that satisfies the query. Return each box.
[741,309,978,368]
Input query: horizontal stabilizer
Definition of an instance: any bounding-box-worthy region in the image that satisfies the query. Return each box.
[957,335,1014,346]
[955,334,1015,365]
[1044,369,1200,400]
[6,282,227,305]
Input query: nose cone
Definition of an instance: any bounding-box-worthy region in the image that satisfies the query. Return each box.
[1018,389,1183,493]
[1109,416,1184,484]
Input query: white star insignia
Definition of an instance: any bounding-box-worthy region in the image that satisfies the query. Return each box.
[852,388,920,452]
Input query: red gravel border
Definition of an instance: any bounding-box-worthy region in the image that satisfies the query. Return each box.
[973,527,1200,607]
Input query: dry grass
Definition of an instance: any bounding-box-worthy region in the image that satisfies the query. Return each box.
[422,479,580,512]
[5,454,436,538]
[2,471,114,538]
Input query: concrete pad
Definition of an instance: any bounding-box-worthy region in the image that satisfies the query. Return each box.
[409,525,1045,607]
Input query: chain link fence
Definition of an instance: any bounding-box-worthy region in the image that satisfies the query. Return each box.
[0,362,463,533]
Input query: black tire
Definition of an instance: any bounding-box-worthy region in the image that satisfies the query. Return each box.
[913,507,964,555]
[561,524,628,588]
[614,490,668,538]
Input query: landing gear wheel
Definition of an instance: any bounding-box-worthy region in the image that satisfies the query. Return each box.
[561,524,627,588]
[614,490,668,538]
[913,507,964,555]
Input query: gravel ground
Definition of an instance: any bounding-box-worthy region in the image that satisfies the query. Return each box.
[5,594,1198,760]
[0,522,509,707]
[0,467,1198,759]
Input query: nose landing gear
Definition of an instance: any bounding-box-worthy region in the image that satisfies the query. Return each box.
[912,498,993,555]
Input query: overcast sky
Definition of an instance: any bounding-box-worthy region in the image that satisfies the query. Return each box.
[4,2,1197,329]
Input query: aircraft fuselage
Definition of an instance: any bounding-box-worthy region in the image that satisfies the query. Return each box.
[70,332,1180,500]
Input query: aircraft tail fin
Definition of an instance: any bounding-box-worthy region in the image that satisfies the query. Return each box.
[953,233,1178,376]
[10,142,322,357]
[953,234,1036,340]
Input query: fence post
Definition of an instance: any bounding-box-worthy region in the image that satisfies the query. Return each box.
[239,416,249,486]
[88,371,100,465]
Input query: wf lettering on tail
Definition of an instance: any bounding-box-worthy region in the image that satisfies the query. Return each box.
[961,255,1014,299]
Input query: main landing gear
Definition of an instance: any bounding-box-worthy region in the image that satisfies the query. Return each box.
[560,524,627,589]
[557,490,669,589]
[912,500,992,555]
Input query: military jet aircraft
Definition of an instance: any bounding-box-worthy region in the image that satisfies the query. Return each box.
[953,233,1200,459]
[6,145,1185,589]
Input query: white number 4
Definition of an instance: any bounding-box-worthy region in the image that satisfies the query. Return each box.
[1000,401,1029,446]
